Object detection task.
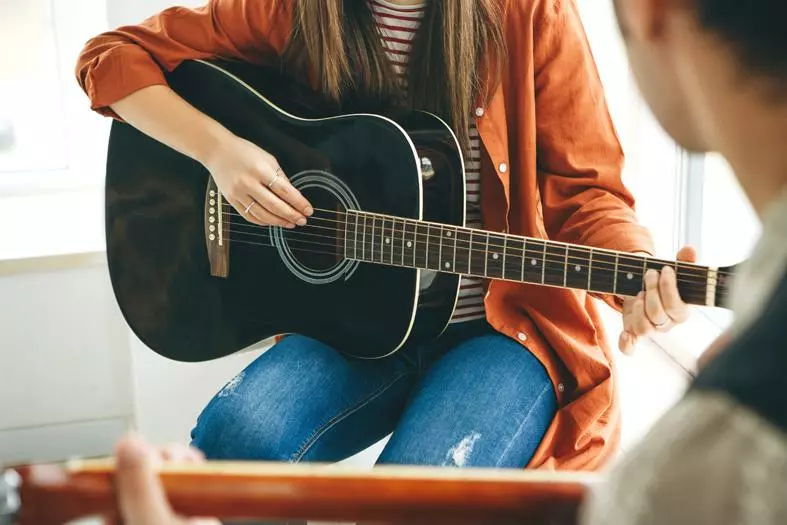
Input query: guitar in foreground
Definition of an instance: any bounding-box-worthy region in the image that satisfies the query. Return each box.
[105,59,737,362]
[2,459,593,524]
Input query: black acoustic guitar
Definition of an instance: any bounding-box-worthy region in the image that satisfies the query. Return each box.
[105,59,736,362]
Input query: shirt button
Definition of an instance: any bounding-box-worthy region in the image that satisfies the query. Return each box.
[475,107,485,117]
[517,332,527,342]
[499,163,508,173]
[558,383,565,393]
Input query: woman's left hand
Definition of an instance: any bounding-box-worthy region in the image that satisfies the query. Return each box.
[618,246,697,354]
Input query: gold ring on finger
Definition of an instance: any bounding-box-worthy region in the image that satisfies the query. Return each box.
[268,168,283,189]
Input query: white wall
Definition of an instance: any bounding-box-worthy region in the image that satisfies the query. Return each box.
[0,255,132,464]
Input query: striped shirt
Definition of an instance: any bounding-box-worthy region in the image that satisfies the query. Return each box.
[370,0,486,324]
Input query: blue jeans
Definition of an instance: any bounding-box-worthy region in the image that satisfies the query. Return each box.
[191,320,557,469]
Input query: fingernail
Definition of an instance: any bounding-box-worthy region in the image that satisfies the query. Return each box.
[296,218,307,226]
[304,206,314,216]
[286,223,296,229]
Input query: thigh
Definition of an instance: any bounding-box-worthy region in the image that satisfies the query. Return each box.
[190,335,418,463]
[377,333,557,468]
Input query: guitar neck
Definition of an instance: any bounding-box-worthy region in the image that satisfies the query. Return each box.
[344,210,728,307]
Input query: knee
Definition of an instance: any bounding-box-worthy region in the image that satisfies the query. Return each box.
[190,335,340,460]
[435,334,555,404]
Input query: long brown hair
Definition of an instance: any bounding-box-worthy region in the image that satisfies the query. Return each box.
[282,0,507,151]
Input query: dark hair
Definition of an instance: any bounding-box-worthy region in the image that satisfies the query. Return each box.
[694,1,787,85]
[282,0,507,151]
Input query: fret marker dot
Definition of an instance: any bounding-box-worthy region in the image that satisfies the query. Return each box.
[531,259,538,266]
[627,272,634,280]
[385,237,391,244]
[407,241,413,248]
[575,265,582,272]
[209,207,215,214]
[446,231,452,237]
[492,253,499,260]
[209,217,215,224]
[445,262,451,269]
[210,199,215,206]
[209,190,215,197]
[209,225,215,232]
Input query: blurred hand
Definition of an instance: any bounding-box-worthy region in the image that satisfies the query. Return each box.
[618,246,697,354]
[114,435,220,525]
[204,135,313,228]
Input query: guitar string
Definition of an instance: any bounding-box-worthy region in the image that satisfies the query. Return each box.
[224,226,728,297]
[228,231,723,302]
[225,231,727,303]
[222,206,733,279]
[223,217,729,291]
[219,211,732,284]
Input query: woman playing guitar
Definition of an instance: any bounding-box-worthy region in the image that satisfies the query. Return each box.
[75,0,693,477]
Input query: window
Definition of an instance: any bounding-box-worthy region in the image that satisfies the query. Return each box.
[577,0,682,257]
[0,0,109,195]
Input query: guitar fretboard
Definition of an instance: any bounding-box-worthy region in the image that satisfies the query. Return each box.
[343,210,725,307]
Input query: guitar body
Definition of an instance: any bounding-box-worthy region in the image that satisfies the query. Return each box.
[105,59,466,362]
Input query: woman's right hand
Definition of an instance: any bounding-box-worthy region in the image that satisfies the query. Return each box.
[203,134,313,228]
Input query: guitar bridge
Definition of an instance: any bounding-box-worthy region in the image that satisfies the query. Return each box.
[205,178,229,278]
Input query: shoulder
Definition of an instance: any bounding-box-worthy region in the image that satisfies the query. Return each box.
[581,392,787,525]
[693,270,787,432]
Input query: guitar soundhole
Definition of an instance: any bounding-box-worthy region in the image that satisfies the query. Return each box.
[271,169,361,285]
[280,186,345,273]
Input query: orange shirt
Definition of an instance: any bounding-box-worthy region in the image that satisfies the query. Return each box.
[75,0,655,471]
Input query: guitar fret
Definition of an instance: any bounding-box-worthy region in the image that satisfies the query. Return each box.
[502,236,508,279]
[589,250,617,294]
[354,212,360,261]
[438,225,444,270]
[563,245,568,287]
[405,220,416,268]
[425,224,431,269]
[456,229,472,275]
[380,216,387,263]
[343,210,350,259]
[540,241,547,284]
[484,233,490,277]
[389,218,395,265]
[503,236,524,281]
[520,239,526,283]
[587,249,594,290]
[373,216,378,263]
[451,227,457,272]
[469,231,486,276]
[361,214,368,262]
[565,246,590,290]
[400,218,406,268]
[522,239,544,284]
[613,254,619,295]
[487,233,506,279]
[615,253,643,297]
[544,243,567,287]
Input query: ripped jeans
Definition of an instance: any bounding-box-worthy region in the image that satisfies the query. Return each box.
[190,320,557,469]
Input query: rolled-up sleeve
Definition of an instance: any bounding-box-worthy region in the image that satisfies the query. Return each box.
[532,0,655,257]
[75,0,286,118]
